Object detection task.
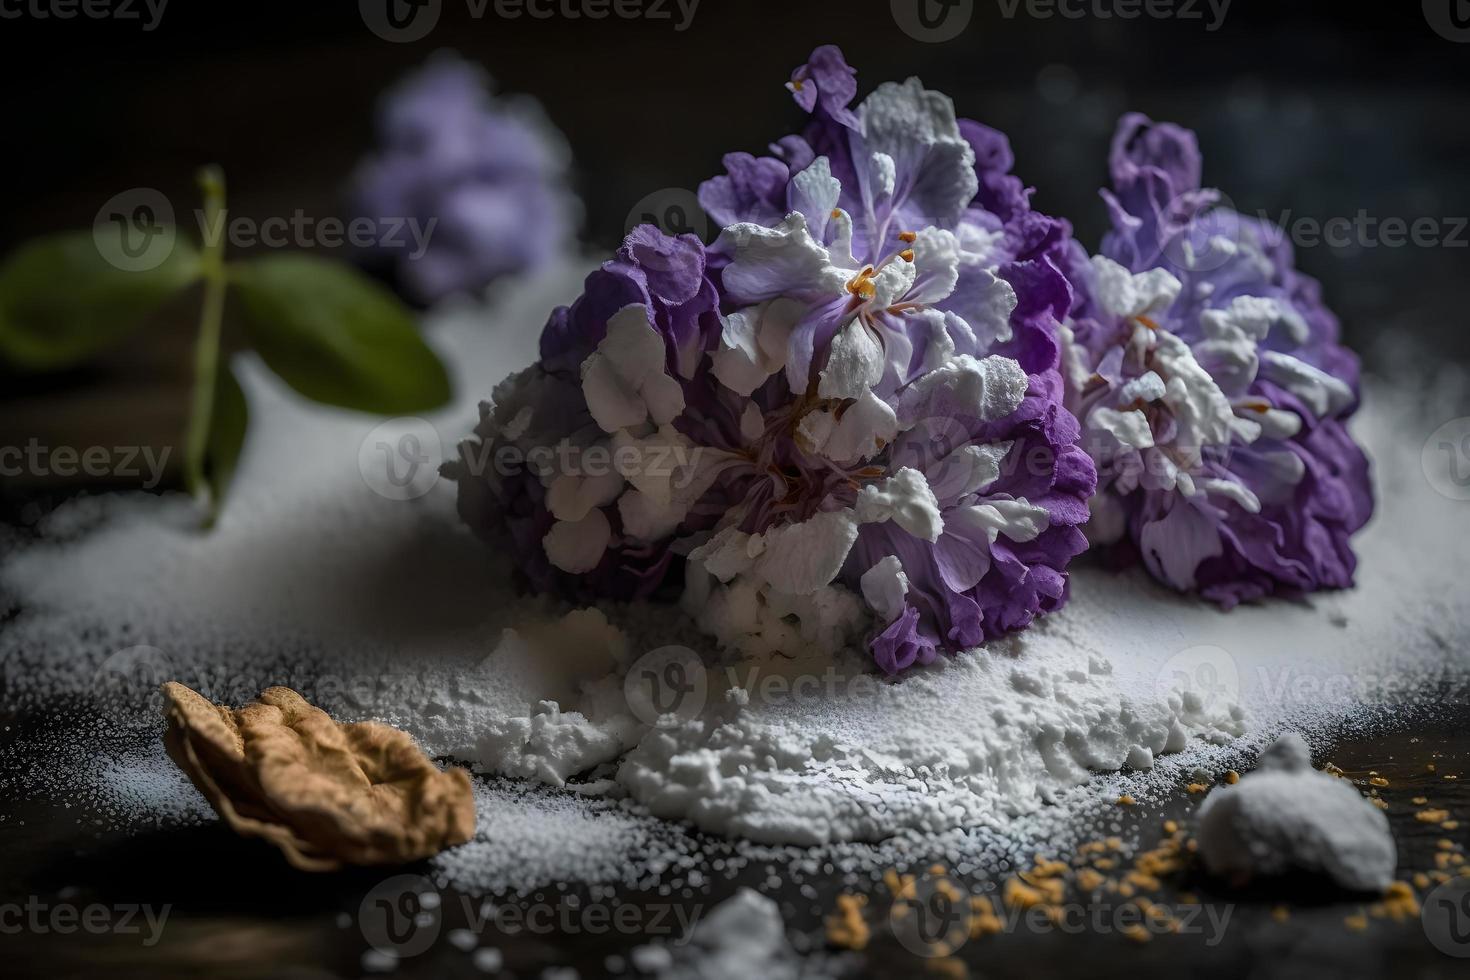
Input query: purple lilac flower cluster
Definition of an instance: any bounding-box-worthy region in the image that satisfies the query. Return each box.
[351,52,577,305]
[452,47,1095,673]
[1058,114,1373,606]
[450,50,1374,672]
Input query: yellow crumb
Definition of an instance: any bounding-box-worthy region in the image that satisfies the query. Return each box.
[1116,794,1137,806]
[1381,881,1420,922]
[1344,911,1369,932]
[1075,868,1105,892]
[1369,776,1389,787]
[1120,923,1152,944]
[1439,839,1458,850]
[923,957,967,980]
[1030,857,1069,878]
[1369,797,1389,810]
[824,893,870,950]
[969,896,1004,938]
[1417,808,1451,824]
[1443,820,1461,831]
[884,868,915,900]
[1413,872,1432,889]
[1126,870,1162,892]
[1093,857,1118,870]
[1163,820,1179,834]
[1002,876,1049,910]
[1186,782,1210,794]
[1412,796,1429,805]
[1428,763,1437,772]
[1225,770,1240,784]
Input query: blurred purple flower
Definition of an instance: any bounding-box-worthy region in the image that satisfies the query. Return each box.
[351,52,577,305]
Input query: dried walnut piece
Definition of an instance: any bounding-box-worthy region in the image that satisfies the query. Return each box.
[162,683,475,871]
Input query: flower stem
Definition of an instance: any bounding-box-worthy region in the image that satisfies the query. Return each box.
[184,165,228,522]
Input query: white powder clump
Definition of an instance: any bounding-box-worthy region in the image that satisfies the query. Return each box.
[1197,732,1396,892]
[653,888,797,980]
[618,637,1242,845]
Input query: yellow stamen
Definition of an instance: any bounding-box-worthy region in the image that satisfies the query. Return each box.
[899,249,915,263]
[898,230,918,243]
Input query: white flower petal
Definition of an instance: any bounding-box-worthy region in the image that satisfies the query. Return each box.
[950,497,1050,545]
[860,555,909,623]
[1259,350,1355,418]
[749,509,861,595]
[856,467,944,542]
[543,510,611,574]
[819,320,886,399]
[823,389,899,464]
[580,304,685,433]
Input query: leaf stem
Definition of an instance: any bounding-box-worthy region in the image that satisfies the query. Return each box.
[184,165,228,522]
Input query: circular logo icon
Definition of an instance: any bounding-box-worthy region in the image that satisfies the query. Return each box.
[93,645,176,721]
[624,645,708,727]
[890,870,974,957]
[1424,0,1470,42]
[890,0,973,43]
[624,188,711,244]
[1155,645,1240,717]
[1422,417,1470,501]
[1157,190,1242,277]
[93,188,177,273]
[360,874,442,957]
[1423,879,1470,957]
[360,0,441,42]
[359,417,443,501]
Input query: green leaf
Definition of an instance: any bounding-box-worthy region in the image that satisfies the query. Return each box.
[0,231,201,370]
[230,255,451,414]
[199,359,249,525]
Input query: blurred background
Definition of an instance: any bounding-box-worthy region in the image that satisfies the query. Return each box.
[2,0,1467,514]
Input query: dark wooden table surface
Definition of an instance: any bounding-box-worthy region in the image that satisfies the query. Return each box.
[1,691,1467,980]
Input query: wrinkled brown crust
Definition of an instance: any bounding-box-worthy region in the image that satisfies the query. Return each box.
[162,682,475,872]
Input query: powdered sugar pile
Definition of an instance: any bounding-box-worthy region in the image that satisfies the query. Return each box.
[1,260,1466,891]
